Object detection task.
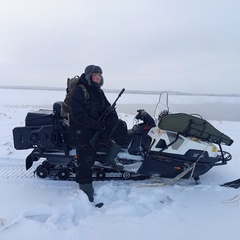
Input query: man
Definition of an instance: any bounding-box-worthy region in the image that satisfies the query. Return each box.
[70,65,128,204]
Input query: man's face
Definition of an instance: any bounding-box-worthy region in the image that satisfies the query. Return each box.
[91,73,102,84]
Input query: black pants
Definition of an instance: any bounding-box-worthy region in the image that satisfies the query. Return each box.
[75,119,128,184]
[76,147,95,184]
[99,119,128,146]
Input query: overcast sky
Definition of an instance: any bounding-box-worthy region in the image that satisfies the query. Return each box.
[0,0,240,94]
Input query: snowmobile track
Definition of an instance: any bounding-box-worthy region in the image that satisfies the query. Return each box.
[1,165,239,189]
[0,164,148,182]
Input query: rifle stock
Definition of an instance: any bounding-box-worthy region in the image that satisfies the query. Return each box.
[89,88,125,148]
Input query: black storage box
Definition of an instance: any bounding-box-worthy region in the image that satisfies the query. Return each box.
[26,110,53,126]
[13,125,58,150]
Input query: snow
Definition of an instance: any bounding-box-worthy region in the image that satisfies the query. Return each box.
[0,88,240,240]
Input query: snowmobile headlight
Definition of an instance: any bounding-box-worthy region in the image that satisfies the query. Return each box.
[212,146,217,152]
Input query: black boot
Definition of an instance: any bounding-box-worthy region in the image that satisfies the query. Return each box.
[79,183,94,202]
[104,140,123,171]
[79,183,104,208]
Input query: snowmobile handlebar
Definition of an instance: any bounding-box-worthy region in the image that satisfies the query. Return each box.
[135,109,156,127]
[89,88,125,148]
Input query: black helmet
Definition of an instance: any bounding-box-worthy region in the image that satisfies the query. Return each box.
[84,65,104,88]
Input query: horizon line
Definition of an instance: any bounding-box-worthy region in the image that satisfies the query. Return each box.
[0,85,239,97]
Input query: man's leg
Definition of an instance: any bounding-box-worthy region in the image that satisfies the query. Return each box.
[76,149,95,202]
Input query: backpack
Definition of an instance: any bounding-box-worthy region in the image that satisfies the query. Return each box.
[61,75,89,124]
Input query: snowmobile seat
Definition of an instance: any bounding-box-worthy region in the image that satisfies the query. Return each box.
[52,101,76,149]
[53,101,63,119]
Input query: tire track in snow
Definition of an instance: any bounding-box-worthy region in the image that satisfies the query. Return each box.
[0,165,35,180]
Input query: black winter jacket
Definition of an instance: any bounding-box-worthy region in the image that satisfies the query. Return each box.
[70,74,120,144]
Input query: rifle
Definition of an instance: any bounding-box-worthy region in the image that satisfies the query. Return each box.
[89,88,125,148]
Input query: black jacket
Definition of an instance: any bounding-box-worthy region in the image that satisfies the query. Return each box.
[70,74,121,145]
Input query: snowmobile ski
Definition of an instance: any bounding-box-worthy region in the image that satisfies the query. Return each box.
[221,178,240,189]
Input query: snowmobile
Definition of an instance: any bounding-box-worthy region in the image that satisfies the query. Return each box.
[12,90,234,185]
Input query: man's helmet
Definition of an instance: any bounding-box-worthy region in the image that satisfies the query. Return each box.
[84,65,104,88]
